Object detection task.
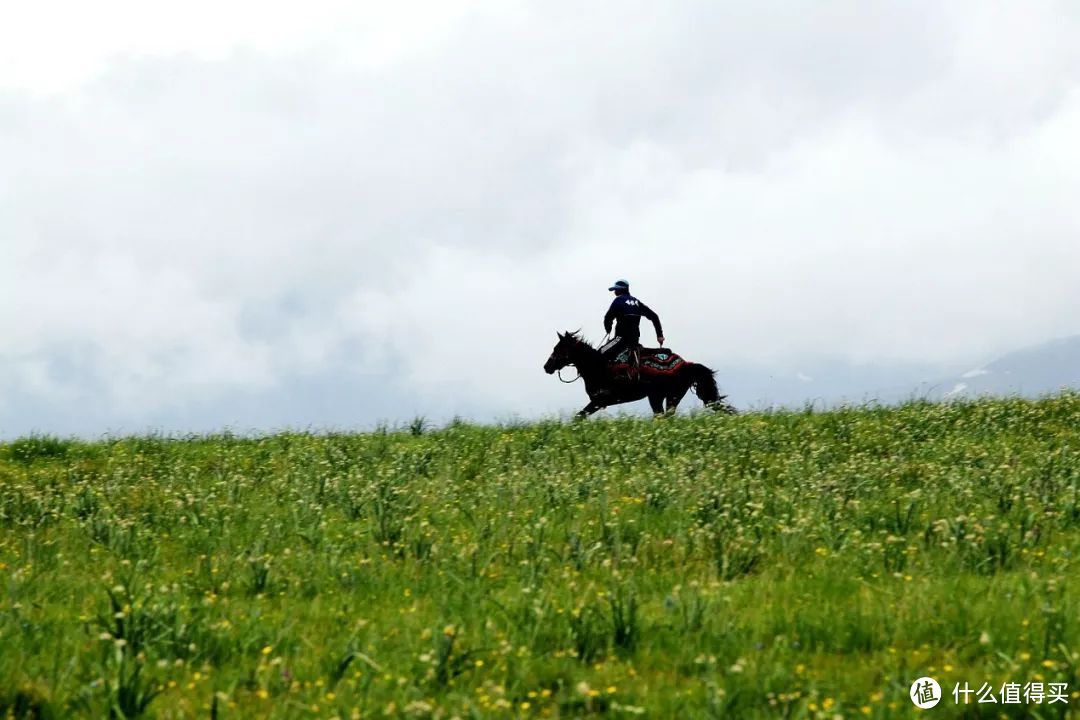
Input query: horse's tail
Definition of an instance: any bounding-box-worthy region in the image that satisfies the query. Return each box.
[688,363,737,414]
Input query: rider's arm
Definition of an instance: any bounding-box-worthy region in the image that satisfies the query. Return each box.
[603,300,619,334]
[640,302,663,340]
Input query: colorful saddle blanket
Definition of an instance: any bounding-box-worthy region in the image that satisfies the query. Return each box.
[611,347,686,378]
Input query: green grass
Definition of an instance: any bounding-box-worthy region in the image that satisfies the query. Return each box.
[2,396,1079,718]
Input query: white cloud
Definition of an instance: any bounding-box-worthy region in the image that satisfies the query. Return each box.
[2,1,1080,432]
[0,0,488,92]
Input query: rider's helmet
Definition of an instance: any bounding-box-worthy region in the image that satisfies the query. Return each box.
[608,279,630,291]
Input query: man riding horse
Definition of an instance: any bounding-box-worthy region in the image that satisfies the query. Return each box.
[542,277,735,417]
[599,279,664,368]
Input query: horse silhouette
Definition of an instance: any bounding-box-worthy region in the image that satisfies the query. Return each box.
[543,331,736,418]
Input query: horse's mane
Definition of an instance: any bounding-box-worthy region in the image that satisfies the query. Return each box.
[559,330,606,366]
[561,330,597,350]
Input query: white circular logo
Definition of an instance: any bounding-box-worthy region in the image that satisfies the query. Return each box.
[910,677,942,709]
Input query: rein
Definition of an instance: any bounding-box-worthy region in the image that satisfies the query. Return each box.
[557,367,581,383]
[554,334,603,384]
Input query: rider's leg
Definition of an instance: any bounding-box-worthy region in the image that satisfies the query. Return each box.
[599,335,628,360]
[600,337,634,383]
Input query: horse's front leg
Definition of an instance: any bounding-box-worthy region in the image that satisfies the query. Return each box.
[647,392,665,417]
[576,400,605,418]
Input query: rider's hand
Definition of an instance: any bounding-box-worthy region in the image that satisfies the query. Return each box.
[658,336,665,345]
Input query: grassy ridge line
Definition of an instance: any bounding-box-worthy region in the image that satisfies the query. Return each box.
[1,397,1079,718]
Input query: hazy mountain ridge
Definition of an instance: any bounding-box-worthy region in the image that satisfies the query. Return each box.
[938,335,1080,400]
[5,336,1078,438]
[718,335,1080,410]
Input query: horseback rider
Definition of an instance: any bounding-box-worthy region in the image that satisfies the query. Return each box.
[599,279,664,362]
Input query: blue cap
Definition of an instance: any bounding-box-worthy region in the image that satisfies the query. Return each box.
[608,279,630,291]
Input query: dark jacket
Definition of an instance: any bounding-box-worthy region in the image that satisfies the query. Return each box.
[604,294,662,341]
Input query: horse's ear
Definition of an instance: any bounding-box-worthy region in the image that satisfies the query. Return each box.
[557,331,565,339]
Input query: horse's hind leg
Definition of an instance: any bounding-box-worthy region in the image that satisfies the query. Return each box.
[666,381,692,413]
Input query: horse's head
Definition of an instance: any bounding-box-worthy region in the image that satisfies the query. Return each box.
[544,331,581,374]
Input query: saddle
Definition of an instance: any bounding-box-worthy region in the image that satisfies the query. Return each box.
[610,345,686,380]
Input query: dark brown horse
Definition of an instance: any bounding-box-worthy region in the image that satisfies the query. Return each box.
[543,331,736,418]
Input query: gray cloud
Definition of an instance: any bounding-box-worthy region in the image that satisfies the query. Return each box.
[3,1,1080,436]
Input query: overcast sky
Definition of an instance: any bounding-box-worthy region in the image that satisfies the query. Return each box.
[3,1,1080,436]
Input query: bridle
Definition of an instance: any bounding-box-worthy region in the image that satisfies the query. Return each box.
[549,339,583,383]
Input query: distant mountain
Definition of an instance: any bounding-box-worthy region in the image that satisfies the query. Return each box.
[711,335,1080,411]
[714,358,954,410]
[938,335,1080,400]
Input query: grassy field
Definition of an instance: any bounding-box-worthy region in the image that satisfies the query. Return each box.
[2,396,1079,719]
